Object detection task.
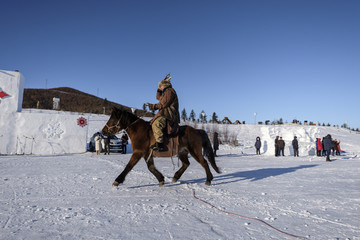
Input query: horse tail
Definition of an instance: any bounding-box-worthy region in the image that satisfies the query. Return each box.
[200,130,221,174]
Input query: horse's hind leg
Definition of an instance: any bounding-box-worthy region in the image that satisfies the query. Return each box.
[113,152,142,186]
[146,156,165,186]
[172,151,190,183]
[189,148,213,186]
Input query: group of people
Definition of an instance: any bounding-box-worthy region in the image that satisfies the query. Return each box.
[254,135,339,161]
[94,131,128,155]
[316,135,341,161]
[273,136,299,157]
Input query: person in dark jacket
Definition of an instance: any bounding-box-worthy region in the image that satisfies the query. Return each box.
[292,136,299,157]
[278,137,285,156]
[275,136,280,156]
[323,134,332,162]
[121,132,129,154]
[255,136,261,155]
[321,137,326,156]
[103,135,110,155]
[213,132,219,157]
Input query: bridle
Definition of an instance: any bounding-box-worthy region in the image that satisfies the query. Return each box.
[105,113,140,134]
[105,114,123,134]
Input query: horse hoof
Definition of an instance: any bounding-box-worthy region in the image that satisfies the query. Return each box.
[112,181,120,187]
[172,178,178,183]
[205,181,211,186]
[159,181,165,187]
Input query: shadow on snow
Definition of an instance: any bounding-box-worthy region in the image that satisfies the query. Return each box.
[126,164,319,188]
[212,164,319,185]
[180,164,319,186]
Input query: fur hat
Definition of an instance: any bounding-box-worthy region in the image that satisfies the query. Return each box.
[158,74,172,88]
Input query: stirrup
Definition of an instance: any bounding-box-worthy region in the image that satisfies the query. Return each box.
[150,142,168,152]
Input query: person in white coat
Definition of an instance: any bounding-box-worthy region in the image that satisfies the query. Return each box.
[94,132,102,155]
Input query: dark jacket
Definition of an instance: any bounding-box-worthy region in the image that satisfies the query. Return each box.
[323,135,332,150]
[121,133,129,145]
[255,138,261,149]
[278,139,285,148]
[292,138,298,149]
[275,137,279,147]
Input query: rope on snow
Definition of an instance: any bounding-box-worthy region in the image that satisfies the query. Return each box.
[187,184,307,240]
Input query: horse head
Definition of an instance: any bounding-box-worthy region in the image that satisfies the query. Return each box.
[102,107,138,135]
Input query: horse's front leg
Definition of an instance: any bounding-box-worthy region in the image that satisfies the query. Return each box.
[113,152,142,186]
[146,156,165,186]
[172,151,190,183]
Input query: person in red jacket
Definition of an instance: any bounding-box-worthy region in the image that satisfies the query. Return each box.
[316,138,323,156]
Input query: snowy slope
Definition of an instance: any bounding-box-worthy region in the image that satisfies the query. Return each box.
[1,123,359,240]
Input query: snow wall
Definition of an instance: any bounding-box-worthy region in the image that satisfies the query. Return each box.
[1,70,357,156]
[0,70,109,155]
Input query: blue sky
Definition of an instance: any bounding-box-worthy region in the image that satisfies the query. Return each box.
[1,0,360,129]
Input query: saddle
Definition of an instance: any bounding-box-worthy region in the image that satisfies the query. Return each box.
[152,121,179,158]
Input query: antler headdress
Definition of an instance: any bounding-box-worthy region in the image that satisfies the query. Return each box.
[158,73,172,88]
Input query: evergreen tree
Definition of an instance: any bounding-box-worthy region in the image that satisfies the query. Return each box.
[181,108,187,121]
[189,109,196,122]
[212,112,218,123]
[200,110,207,123]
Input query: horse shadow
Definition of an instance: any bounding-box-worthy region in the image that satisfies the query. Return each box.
[127,164,319,188]
[181,164,319,186]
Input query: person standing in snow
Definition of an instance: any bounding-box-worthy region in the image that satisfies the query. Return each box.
[321,137,326,156]
[213,132,219,157]
[94,132,102,155]
[323,134,332,162]
[121,131,129,154]
[255,136,261,155]
[331,139,337,156]
[275,136,280,156]
[335,140,341,155]
[292,136,299,157]
[316,138,323,156]
[103,135,110,155]
[278,137,285,156]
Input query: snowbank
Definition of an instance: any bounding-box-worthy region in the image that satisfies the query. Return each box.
[1,70,359,156]
[0,70,24,113]
[0,70,110,155]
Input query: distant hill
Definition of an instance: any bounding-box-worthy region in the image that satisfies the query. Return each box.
[22,87,153,117]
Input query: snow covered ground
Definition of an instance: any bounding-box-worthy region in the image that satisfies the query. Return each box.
[1,125,359,240]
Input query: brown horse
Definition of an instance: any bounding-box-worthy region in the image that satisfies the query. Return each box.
[102,107,221,186]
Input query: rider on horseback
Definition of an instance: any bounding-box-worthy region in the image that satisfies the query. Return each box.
[147,74,180,152]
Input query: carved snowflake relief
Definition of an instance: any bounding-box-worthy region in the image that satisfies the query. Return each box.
[43,122,64,139]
